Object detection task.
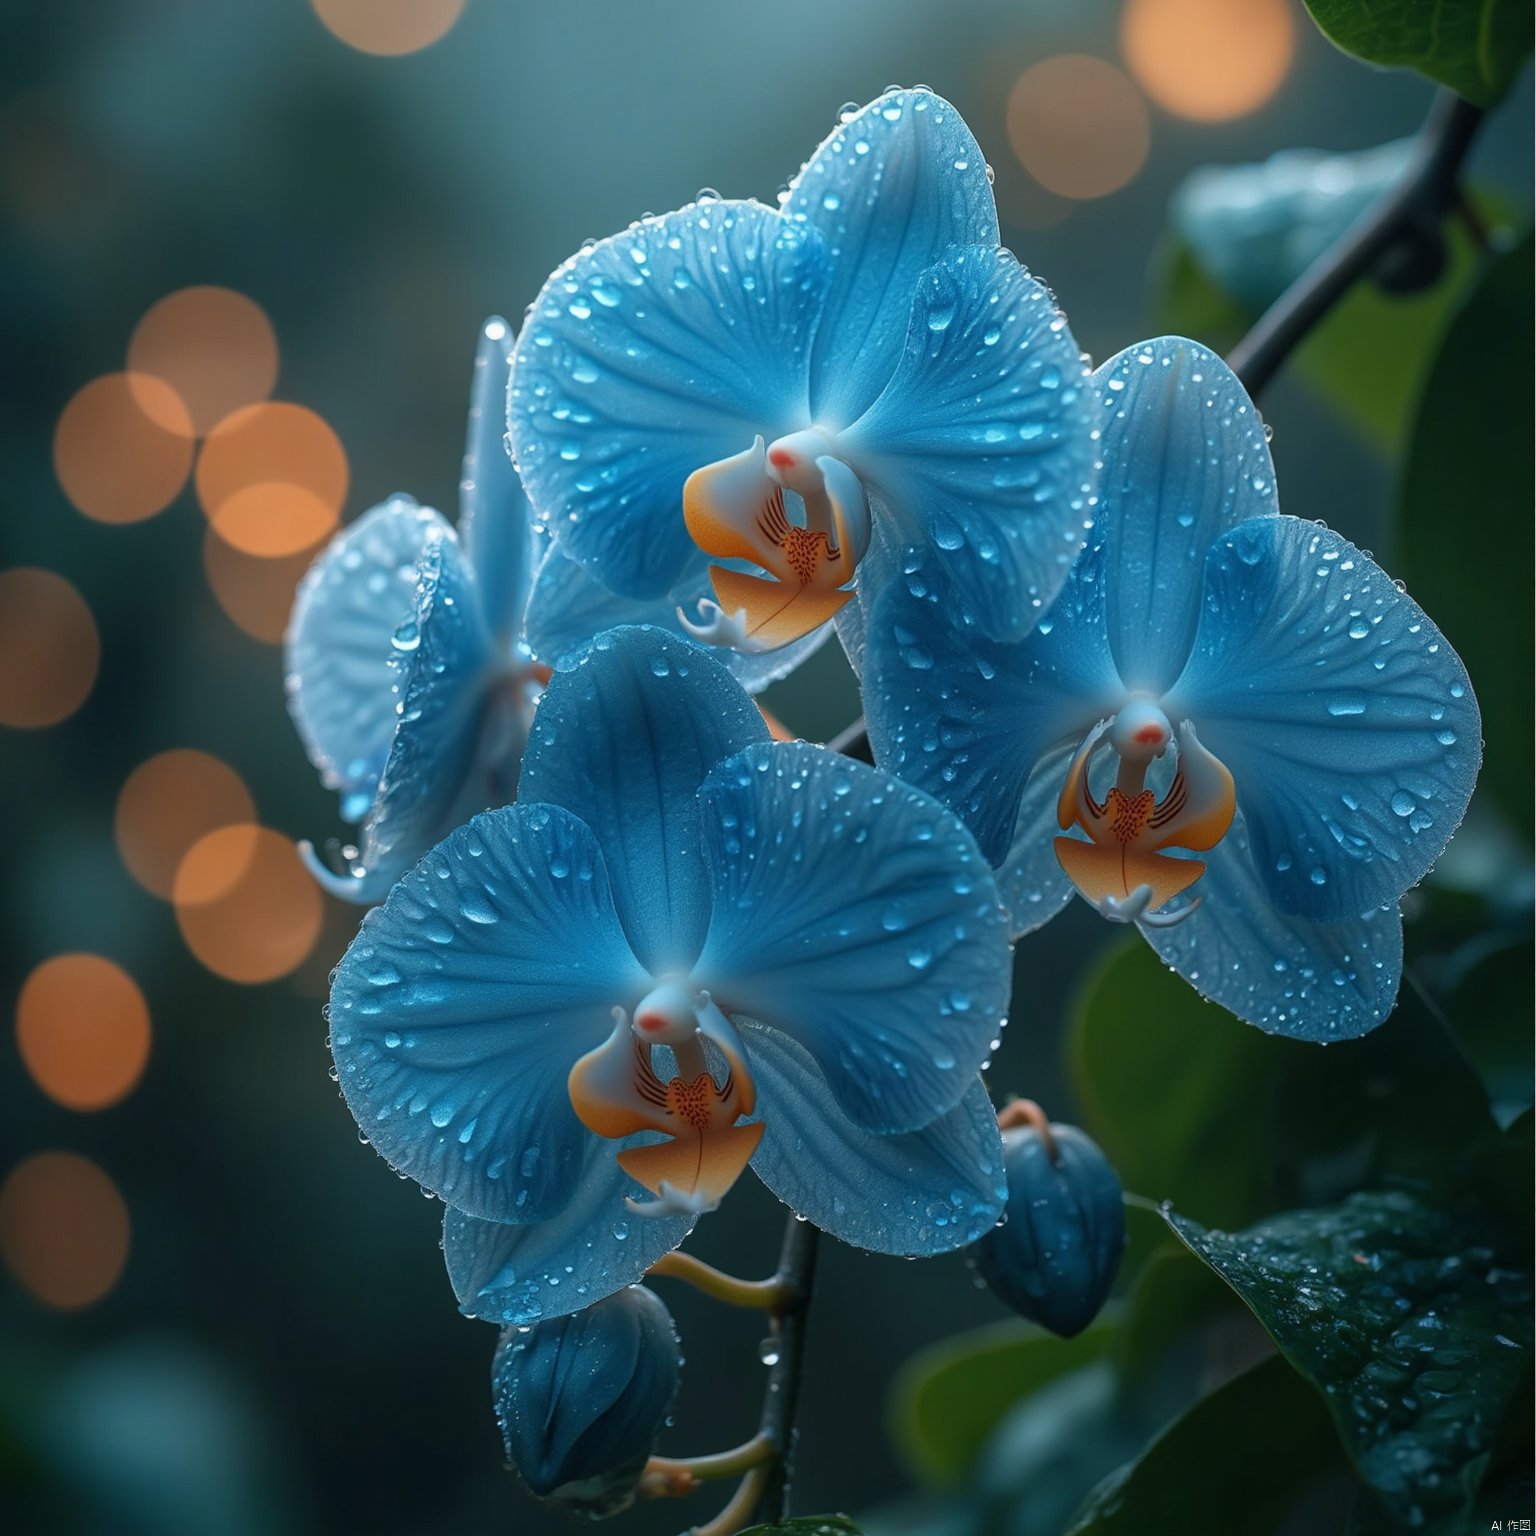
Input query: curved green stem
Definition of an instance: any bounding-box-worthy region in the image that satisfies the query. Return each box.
[639,1433,775,1498]
[648,1250,795,1311]
[695,1464,772,1536]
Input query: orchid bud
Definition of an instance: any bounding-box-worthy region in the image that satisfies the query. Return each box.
[973,1112,1125,1337]
[492,1284,680,1516]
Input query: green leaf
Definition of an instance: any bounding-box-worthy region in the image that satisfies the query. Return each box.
[971,1360,1152,1536]
[1163,1190,1533,1531]
[1400,234,1535,837]
[1441,938,1536,1129]
[889,1317,1114,1485]
[1070,940,1497,1229]
[1291,269,1469,457]
[1065,1354,1348,1534]
[1114,1244,1245,1386]
[739,1518,863,1536]
[1302,0,1531,107]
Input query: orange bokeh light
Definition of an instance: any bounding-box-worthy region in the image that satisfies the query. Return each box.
[128,286,279,437]
[173,825,323,984]
[195,402,347,557]
[1122,0,1295,122]
[312,0,465,55]
[203,526,324,644]
[0,568,99,729]
[54,372,194,523]
[16,956,151,1111]
[115,750,257,899]
[1007,56,1151,201]
[0,1152,130,1310]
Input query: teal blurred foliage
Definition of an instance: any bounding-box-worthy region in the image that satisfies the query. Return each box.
[0,4,1530,1536]
[1157,147,1509,458]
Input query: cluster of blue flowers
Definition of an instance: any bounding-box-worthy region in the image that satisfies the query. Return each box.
[286,87,1479,1502]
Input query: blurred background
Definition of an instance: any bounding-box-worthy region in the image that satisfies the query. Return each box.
[1,3,1529,1534]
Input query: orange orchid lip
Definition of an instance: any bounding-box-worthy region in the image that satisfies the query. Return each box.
[681,435,870,651]
[567,983,763,1219]
[1054,704,1235,925]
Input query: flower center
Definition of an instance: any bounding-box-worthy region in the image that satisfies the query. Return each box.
[679,432,871,651]
[567,979,763,1219]
[1053,700,1235,927]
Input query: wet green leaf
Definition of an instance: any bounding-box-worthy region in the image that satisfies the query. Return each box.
[1064,1354,1348,1534]
[740,1518,863,1536]
[1400,234,1535,837]
[1070,940,1496,1228]
[1302,0,1531,106]
[1164,1190,1533,1530]
[889,1317,1113,1486]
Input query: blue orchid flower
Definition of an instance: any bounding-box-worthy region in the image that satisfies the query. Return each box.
[287,317,545,904]
[865,337,1481,1040]
[509,87,1094,667]
[288,320,818,908]
[328,625,1012,1325]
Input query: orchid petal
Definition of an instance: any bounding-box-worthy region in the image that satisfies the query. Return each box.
[329,804,651,1223]
[285,495,445,808]
[518,627,769,975]
[743,1024,1006,1253]
[786,88,999,424]
[443,1150,693,1326]
[510,202,830,600]
[995,745,1078,938]
[1095,337,1278,695]
[843,245,1094,641]
[862,544,1122,863]
[1166,515,1481,922]
[308,526,499,904]
[1141,813,1403,1041]
[460,316,539,646]
[694,742,1010,1136]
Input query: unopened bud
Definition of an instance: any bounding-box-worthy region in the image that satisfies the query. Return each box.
[972,1119,1125,1337]
[492,1284,680,1516]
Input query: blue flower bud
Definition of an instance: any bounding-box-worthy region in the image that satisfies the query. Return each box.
[492,1284,680,1515]
[972,1113,1125,1337]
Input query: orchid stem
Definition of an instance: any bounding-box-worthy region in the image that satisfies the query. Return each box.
[648,1219,820,1533]
[639,1434,775,1498]
[647,1250,795,1311]
[1228,88,1485,397]
[694,1464,772,1536]
[751,1214,821,1526]
[826,714,872,762]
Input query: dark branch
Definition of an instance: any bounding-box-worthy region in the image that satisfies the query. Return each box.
[753,1215,821,1525]
[1227,90,1485,396]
